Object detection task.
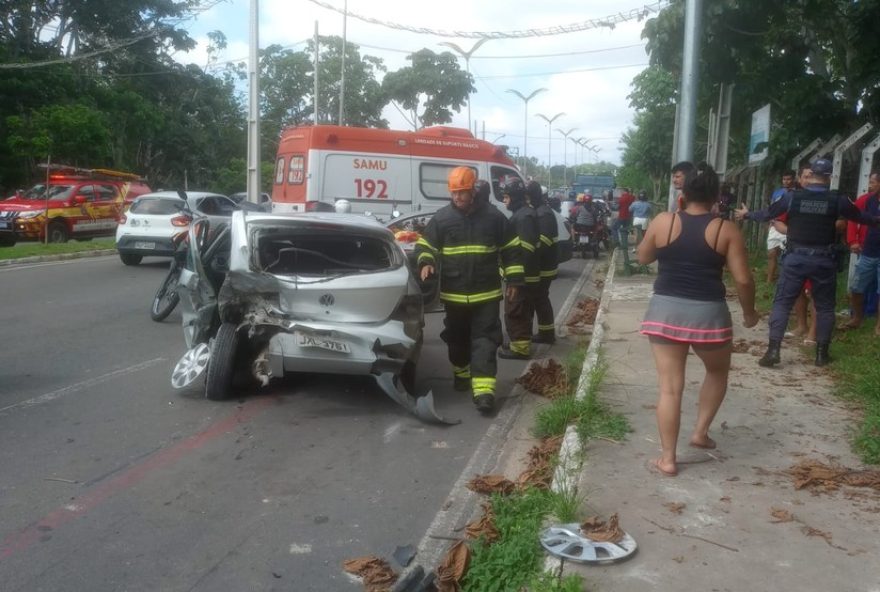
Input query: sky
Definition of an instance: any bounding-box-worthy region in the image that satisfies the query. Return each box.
[175,0,665,166]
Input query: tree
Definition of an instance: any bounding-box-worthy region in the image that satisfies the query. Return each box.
[382,49,475,129]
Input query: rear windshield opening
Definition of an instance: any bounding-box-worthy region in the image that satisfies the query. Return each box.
[131,198,185,215]
[256,232,397,275]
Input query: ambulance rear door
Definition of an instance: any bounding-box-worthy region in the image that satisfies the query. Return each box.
[319,150,412,217]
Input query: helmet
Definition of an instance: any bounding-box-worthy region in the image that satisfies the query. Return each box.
[583,193,593,202]
[448,166,476,192]
[638,190,648,200]
[334,199,351,213]
[498,176,526,201]
[474,179,491,203]
[525,180,543,204]
[811,158,833,176]
[576,194,585,203]
[568,190,577,200]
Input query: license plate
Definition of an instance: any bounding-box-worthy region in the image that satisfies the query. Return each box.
[578,235,590,244]
[134,241,156,249]
[296,332,351,353]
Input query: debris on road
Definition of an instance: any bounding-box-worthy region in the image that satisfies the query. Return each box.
[517,435,563,490]
[580,513,625,544]
[465,502,499,543]
[787,459,880,493]
[516,359,568,399]
[466,474,515,495]
[342,556,398,592]
[393,544,416,568]
[436,540,470,592]
[767,507,847,551]
[663,502,686,515]
[567,297,600,329]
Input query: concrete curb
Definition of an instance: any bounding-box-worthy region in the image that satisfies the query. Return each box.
[543,248,619,576]
[0,249,116,267]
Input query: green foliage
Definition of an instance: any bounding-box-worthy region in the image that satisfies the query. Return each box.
[7,103,112,164]
[382,49,475,128]
[528,571,587,592]
[0,239,115,260]
[462,489,554,592]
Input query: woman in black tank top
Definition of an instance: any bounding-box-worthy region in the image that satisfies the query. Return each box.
[636,164,758,477]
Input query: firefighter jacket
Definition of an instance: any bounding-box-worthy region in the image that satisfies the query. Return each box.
[416,202,522,305]
[534,203,559,279]
[508,203,541,284]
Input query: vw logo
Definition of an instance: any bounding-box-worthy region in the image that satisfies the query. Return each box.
[319,293,335,307]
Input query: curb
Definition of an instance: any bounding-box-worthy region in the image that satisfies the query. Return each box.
[0,249,116,267]
[543,247,619,576]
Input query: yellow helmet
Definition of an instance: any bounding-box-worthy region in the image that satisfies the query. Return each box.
[447,166,476,192]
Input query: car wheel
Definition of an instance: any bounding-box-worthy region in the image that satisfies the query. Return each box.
[47,221,68,243]
[120,253,143,266]
[205,322,238,401]
[150,266,181,322]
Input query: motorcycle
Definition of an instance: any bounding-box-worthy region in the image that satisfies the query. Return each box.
[150,231,189,322]
[572,224,601,259]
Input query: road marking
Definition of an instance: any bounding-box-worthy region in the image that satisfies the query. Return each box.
[289,543,313,554]
[383,421,402,443]
[0,396,276,561]
[0,358,166,415]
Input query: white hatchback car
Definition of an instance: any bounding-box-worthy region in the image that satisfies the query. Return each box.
[115,191,238,265]
[170,211,452,423]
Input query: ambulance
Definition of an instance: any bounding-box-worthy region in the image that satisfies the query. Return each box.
[271,125,572,260]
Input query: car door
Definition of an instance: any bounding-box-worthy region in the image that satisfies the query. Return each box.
[177,219,223,348]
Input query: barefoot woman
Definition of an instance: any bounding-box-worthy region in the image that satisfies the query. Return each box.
[638,164,758,476]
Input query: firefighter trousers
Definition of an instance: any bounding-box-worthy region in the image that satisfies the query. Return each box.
[533,277,555,338]
[440,300,503,396]
[504,284,536,356]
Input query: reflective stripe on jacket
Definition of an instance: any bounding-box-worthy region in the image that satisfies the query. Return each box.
[415,202,521,304]
[535,203,559,278]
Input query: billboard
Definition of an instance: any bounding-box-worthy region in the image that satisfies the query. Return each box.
[749,104,771,165]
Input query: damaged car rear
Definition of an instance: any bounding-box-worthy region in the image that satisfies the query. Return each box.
[171,211,454,423]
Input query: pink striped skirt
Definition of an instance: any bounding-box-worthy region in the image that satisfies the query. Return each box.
[640,294,733,344]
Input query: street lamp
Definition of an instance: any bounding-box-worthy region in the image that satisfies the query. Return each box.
[569,137,583,177]
[490,133,506,143]
[555,127,578,186]
[535,112,565,187]
[440,39,490,133]
[506,88,548,177]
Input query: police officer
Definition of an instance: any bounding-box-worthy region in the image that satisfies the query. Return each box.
[416,167,521,413]
[526,180,559,344]
[496,176,539,359]
[735,158,879,366]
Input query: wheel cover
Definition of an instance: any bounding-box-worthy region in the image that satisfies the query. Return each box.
[539,524,637,564]
[171,343,211,389]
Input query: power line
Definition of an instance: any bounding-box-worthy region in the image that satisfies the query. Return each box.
[304,0,667,39]
[354,41,646,59]
[477,63,648,80]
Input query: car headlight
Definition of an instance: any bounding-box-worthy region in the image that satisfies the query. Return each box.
[16,211,42,219]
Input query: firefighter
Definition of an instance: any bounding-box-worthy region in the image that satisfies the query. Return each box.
[526,180,559,344]
[496,176,540,360]
[416,167,521,413]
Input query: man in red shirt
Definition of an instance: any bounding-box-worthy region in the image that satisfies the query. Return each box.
[844,171,880,332]
[615,188,635,256]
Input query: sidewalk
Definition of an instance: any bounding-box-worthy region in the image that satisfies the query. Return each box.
[562,270,880,591]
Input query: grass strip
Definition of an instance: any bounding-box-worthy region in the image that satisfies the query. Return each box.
[0,239,116,260]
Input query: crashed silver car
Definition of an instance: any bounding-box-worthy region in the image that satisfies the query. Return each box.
[170,211,453,423]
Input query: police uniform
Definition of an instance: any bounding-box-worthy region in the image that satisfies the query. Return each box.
[527,181,559,343]
[415,170,521,411]
[744,159,877,366]
[497,177,539,359]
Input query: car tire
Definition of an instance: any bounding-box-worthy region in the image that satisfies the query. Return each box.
[47,221,68,243]
[150,267,180,322]
[120,253,143,266]
[205,322,238,401]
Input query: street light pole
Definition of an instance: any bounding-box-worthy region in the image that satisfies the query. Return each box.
[535,112,565,187]
[506,88,547,178]
[440,39,490,133]
[555,127,578,187]
[246,0,260,205]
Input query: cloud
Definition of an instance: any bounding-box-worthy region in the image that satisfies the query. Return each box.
[176,0,659,163]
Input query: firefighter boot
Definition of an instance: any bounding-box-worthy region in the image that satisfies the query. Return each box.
[758,339,782,367]
[815,342,832,367]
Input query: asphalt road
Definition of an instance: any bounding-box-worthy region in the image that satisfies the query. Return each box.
[0,253,594,591]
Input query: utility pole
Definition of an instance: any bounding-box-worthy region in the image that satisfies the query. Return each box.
[675,0,703,165]
[246,0,260,204]
[313,21,319,124]
[338,0,347,126]
[535,112,565,186]
[506,88,547,178]
[440,39,490,132]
